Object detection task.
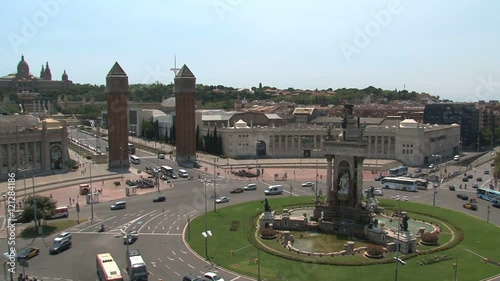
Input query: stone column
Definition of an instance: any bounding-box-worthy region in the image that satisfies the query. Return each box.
[16,143,21,170]
[32,100,35,115]
[0,145,3,176]
[7,144,12,171]
[24,142,29,164]
[326,155,333,205]
[355,156,364,207]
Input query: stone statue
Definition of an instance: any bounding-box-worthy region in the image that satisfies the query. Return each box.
[402,213,409,232]
[263,198,271,213]
[338,171,350,195]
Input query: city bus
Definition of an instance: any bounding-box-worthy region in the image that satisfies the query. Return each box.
[397,177,428,190]
[130,155,141,164]
[48,207,69,219]
[128,143,136,154]
[476,188,500,203]
[161,165,174,175]
[389,166,408,177]
[96,253,124,281]
[380,177,418,192]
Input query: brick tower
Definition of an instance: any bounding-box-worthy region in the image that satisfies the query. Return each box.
[174,64,196,166]
[105,62,130,169]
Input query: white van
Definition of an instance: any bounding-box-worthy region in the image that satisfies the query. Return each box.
[264,185,283,195]
[178,169,189,178]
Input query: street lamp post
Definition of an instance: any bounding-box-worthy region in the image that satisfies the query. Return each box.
[31,169,38,236]
[89,160,94,224]
[487,204,491,223]
[213,157,218,212]
[432,187,438,207]
[454,248,488,281]
[202,178,212,261]
[232,242,261,281]
[3,195,14,281]
[395,197,401,281]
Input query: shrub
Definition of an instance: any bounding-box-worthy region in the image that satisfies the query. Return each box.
[366,244,384,256]
[417,255,453,266]
[421,232,439,244]
[260,227,276,239]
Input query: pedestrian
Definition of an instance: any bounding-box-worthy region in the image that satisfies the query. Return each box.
[69,197,72,205]
[50,194,52,199]
[102,180,104,185]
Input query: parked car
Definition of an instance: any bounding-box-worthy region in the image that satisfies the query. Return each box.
[463,203,478,211]
[153,195,166,203]
[16,247,39,261]
[476,177,483,182]
[244,184,257,191]
[448,185,456,191]
[54,232,72,242]
[215,197,230,204]
[301,182,314,187]
[183,274,204,281]
[230,188,244,194]
[456,194,469,200]
[49,240,72,254]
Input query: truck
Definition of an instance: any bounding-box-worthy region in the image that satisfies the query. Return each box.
[126,249,149,281]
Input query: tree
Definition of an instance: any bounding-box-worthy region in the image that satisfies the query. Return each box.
[169,123,176,145]
[258,82,262,89]
[21,195,57,226]
[195,125,201,150]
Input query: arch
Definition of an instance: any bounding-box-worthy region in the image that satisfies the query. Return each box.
[256,140,266,156]
[50,145,63,170]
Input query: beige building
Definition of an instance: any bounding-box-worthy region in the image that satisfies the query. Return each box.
[215,117,460,167]
[0,115,69,178]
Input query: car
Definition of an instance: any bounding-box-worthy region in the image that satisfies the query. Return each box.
[230,187,244,194]
[183,275,204,281]
[157,153,165,159]
[492,202,500,209]
[110,201,126,210]
[374,176,384,181]
[54,232,72,242]
[301,182,314,187]
[244,184,257,191]
[448,185,455,191]
[467,174,473,179]
[160,174,170,181]
[153,195,166,203]
[204,272,225,281]
[472,183,479,189]
[215,197,230,204]
[414,168,422,173]
[49,239,72,254]
[429,164,434,169]
[484,170,490,175]
[462,177,469,182]
[463,203,478,211]
[456,194,469,200]
[123,231,139,245]
[169,173,178,179]
[16,247,39,261]
[476,177,483,182]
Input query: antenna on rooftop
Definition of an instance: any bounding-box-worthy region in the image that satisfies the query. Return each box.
[170,55,180,76]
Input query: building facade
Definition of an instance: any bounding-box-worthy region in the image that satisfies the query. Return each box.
[0,56,73,92]
[215,117,460,167]
[0,115,69,178]
[424,103,480,150]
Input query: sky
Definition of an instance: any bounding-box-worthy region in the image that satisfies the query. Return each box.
[1,0,499,102]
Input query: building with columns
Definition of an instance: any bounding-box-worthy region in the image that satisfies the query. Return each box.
[0,115,69,179]
[214,115,460,167]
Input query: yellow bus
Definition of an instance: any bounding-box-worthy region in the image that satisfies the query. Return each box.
[96,253,123,281]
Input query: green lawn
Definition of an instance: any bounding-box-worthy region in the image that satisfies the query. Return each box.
[187,197,500,281]
[19,219,81,238]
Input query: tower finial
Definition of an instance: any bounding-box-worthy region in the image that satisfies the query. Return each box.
[170,54,180,76]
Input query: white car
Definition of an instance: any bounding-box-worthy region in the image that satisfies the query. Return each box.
[301,182,314,187]
[244,184,257,191]
[54,232,72,242]
[215,197,230,204]
[204,272,225,281]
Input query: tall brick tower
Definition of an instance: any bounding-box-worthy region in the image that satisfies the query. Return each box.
[105,62,130,169]
[174,64,196,166]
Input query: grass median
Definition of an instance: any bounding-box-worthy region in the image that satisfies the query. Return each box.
[187,196,500,281]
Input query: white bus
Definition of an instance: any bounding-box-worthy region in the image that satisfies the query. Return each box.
[380,177,419,192]
[48,207,69,219]
[389,166,409,177]
[161,165,174,175]
[96,253,124,281]
[130,155,141,164]
[398,177,428,190]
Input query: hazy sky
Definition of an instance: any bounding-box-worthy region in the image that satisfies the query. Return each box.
[1,0,499,102]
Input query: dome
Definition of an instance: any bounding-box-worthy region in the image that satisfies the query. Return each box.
[16,55,30,78]
[234,119,249,128]
[399,119,418,128]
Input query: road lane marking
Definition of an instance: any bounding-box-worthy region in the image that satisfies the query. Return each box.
[181,250,186,254]
[165,264,171,269]
[124,213,129,217]
[172,250,176,255]
[188,264,194,269]
[138,211,167,232]
[167,256,174,261]
[230,277,241,281]
[174,271,181,276]
[77,216,116,232]
[151,261,157,267]
[178,257,184,262]
[158,257,163,263]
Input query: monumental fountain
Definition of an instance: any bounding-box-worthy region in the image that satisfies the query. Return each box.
[259,104,428,256]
